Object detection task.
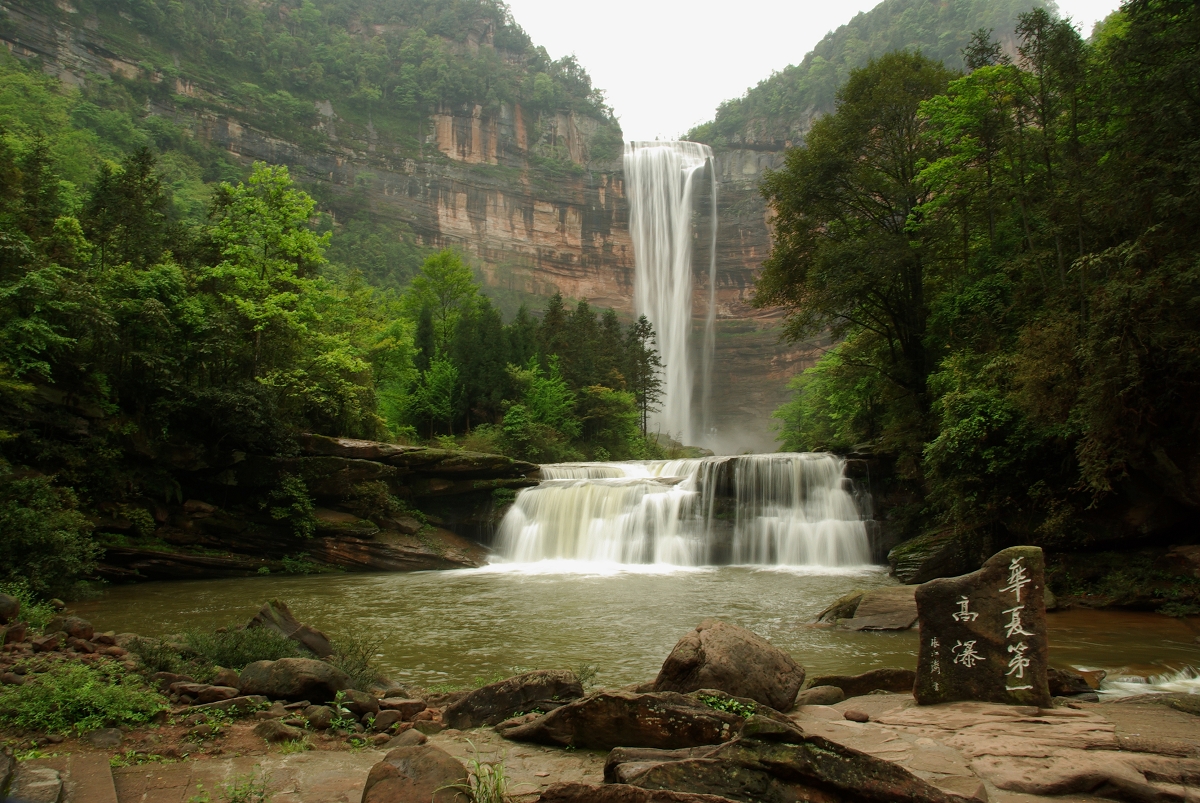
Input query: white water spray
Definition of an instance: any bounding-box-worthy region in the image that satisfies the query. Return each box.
[624,141,717,445]
[495,453,872,568]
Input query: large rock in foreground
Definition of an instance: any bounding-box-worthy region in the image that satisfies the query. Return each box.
[237,658,351,702]
[443,670,583,729]
[361,744,468,803]
[606,733,957,803]
[651,620,804,711]
[499,691,746,750]
[914,546,1051,707]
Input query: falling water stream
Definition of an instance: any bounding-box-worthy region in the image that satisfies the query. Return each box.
[494,453,872,567]
[624,141,717,445]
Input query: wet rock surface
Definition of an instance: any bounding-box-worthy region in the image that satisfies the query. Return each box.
[443,669,584,729]
[651,620,805,710]
[915,546,1052,707]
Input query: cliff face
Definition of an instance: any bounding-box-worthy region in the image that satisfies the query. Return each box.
[2,2,813,449]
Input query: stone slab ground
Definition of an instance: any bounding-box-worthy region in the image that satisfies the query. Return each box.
[13,696,1200,802]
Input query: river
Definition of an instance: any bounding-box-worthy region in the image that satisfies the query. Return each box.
[75,564,1200,692]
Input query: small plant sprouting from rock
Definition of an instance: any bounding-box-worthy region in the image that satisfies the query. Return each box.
[698,693,756,718]
[441,742,532,803]
[573,663,598,690]
[221,769,273,803]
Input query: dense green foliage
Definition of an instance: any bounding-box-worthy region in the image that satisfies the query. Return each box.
[0,46,653,595]
[761,0,1200,545]
[0,661,167,734]
[687,0,1053,147]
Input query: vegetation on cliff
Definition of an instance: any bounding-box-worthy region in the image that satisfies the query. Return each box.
[687,0,1054,147]
[760,1,1200,550]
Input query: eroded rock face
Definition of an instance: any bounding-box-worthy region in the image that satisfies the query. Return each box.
[443,669,583,729]
[247,599,334,658]
[606,732,957,803]
[914,546,1051,707]
[361,744,469,803]
[499,691,746,750]
[652,620,804,711]
[237,658,351,702]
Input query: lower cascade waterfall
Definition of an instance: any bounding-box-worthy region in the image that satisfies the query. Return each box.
[494,453,872,567]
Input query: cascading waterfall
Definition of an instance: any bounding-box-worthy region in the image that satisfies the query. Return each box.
[624,141,717,445]
[494,453,872,567]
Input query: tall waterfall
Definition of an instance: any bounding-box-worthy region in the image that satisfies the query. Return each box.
[624,141,717,445]
[494,454,872,568]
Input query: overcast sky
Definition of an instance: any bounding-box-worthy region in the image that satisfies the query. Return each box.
[503,0,1124,142]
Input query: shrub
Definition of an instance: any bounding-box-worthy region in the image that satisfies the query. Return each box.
[0,463,99,598]
[0,581,56,631]
[265,473,316,538]
[328,629,384,691]
[125,637,191,675]
[0,661,167,734]
[183,627,304,670]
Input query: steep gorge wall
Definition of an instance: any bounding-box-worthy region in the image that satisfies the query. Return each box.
[2,1,814,448]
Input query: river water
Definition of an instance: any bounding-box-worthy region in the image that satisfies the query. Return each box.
[75,564,1200,692]
[76,454,1200,694]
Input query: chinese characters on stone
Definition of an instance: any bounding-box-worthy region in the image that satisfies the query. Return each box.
[1001,557,1033,691]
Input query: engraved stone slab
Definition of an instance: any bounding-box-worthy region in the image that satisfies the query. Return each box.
[914,546,1051,707]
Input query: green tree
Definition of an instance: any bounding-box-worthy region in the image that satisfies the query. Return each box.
[403,250,477,351]
[625,315,664,437]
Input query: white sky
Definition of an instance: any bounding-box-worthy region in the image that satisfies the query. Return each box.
[504,0,1124,141]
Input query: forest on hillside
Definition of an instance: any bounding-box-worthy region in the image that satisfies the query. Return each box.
[688,0,1054,147]
[759,0,1200,564]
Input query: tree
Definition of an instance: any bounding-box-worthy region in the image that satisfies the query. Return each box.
[625,315,664,437]
[757,51,954,464]
[403,250,477,350]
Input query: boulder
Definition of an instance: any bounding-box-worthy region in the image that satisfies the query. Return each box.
[443,670,584,729]
[384,729,428,749]
[379,698,427,719]
[815,591,864,623]
[30,634,59,652]
[500,691,746,750]
[836,587,918,631]
[888,528,993,584]
[805,668,916,698]
[360,745,469,803]
[373,710,404,731]
[86,728,124,749]
[652,620,805,711]
[254,720,305,743]
[4,622,27,644]
[247,599,334,658]
[606,732,958,803]
[47,615,93,640]
[793,686,845,706]
[153,671,195,691]
[212,667,240,687]
[238,658,351,702]
[0,593,19,624]
[914,546,1052,707]
[304,705,335,730]
[540,784,738,803]
[1047,666,1094,697]
[339,688,380,717]
[191,695,269,715]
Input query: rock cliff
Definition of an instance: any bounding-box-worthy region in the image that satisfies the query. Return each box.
[1,2,816,448]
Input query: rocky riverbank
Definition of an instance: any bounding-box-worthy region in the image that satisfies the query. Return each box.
[92,434,537,583]
[1,591,1199,802]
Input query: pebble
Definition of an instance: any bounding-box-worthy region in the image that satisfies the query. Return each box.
[843,710,870,723]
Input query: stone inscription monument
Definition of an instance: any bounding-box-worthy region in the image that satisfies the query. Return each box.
[914,546,1052,707]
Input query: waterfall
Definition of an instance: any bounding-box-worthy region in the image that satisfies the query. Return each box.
[624,141,717,445]
[494,453,872,568]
